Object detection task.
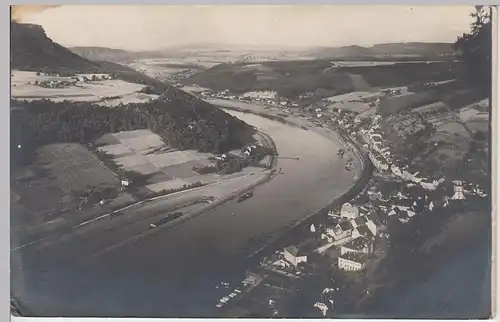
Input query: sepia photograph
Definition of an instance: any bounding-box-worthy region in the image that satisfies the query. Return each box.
[10,5,493,319]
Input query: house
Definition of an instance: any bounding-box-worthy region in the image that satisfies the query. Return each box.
[352,225,374,239]
[420,178,445,191]
[121,179,130,187]
[327,210,338,218]
[340,237,373,255]
[72,76,86,83]
[451,181,466,200]
[349,216,366,229]
[369,152,389,171]
[338,253,366,271]
[398,211,410,223]
[324,221,353,241]
[367,212,383,224]
[283,245,308,267]
[365,219,378,235]
[340,202,360,219]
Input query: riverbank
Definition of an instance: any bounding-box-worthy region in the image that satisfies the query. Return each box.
[212,100,372,261]
[212,103,374,318]
[13,101,366,318]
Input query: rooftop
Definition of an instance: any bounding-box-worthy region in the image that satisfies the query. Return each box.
[342,236,372,250]
[356,225,374,237]
[339,252,367,263]
[367,212,382,224]
[353,216,366,226]
[284,245,305,257]
[339,221,354,231]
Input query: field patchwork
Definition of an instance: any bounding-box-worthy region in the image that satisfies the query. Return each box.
[11,70,158,106]
[96,129,222,194]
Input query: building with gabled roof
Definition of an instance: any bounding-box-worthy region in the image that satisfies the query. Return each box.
[340,202,360,219]
[340,237,374,255]
[284,245,307,267]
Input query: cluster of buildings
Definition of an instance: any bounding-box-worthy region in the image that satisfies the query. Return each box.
[29,73,113,89]
[198,88,300,108]
[214,88,488,317]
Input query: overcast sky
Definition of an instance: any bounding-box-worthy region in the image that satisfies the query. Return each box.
[19,5,475,50]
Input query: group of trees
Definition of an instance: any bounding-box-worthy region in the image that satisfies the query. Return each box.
[454,5,492,92]
[11,88,256,168]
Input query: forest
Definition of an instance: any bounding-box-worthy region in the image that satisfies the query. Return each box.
[10,89,256,169]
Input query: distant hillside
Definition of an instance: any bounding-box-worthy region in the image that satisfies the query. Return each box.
[184,59,461,99]
[70,46,164,63]
[307,42,456,60]
[184,60,358,98]
[10,22,257,167]
[10,22,102,72]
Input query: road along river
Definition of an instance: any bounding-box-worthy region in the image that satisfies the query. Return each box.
[12,105,361,317]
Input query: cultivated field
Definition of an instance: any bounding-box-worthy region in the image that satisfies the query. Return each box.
[324,91,381,113]
[96,129,226,195]
[10,143,134,222]
[11,70,158,106]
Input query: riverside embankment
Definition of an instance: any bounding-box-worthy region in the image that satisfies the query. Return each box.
[13,102,366,318]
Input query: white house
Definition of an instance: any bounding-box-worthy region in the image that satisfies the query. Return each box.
[340,202,360,219]
[325,221,353,241]
[451,181,466,200]
[121,179,130,187]
[283,245,307,267]
[398,212,411,223]
[365,219,378,235]
[420,178,445,191]
[338,253,366,271]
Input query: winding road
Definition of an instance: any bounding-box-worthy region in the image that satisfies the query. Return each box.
[12,102,361,317]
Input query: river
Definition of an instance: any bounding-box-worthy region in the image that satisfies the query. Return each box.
[12,108,359,317]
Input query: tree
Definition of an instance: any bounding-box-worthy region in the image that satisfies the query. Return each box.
[454,6,492,91]
[473,130,486,141]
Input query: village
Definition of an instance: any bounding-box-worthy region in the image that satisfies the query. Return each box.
[18,71,114,89]
[210,82,489,317]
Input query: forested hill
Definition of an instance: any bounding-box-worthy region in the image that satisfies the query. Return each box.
[11,96,255,168]
[10,22,257,169]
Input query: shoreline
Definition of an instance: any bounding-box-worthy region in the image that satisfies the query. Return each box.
[212,102,373,260]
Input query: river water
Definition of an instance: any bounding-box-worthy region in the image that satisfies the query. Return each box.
[12,109,358,317]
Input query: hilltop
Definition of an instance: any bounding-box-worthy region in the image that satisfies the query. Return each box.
[70,46,164,63]
[306,42,456,60]
[11,22,102,72]
[183,59,461,99]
